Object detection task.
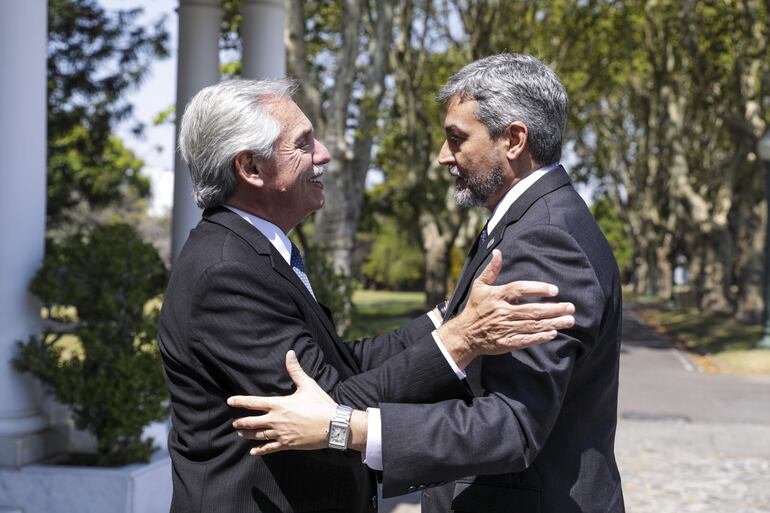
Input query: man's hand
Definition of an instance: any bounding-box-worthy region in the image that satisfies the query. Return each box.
[438,249,575,369]
[228,351,367,456]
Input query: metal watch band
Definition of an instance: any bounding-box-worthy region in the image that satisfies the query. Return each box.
[332,404,353,424]
[327,404,354,450]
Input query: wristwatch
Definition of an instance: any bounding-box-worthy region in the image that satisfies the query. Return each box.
[436,300,448,319]
[327,404,354,450]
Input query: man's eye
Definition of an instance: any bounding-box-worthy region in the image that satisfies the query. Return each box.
[449,135,463,144]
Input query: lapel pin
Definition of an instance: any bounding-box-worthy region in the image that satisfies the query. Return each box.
[486,238,495,249]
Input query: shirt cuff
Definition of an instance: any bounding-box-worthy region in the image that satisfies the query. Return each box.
[432,329,467,379]
[362,407,383,471]
[427,308,443,328]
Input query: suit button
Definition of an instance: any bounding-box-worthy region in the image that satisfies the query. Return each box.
[418,484,426,490]
[407,485,416,492]
[371,495,377,509]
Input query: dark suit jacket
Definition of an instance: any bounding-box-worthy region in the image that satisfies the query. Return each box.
[379,167,625,513]
[157,206,468,513]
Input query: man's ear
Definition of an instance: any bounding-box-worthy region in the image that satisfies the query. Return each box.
[234,150,265,187]
[504,121,528,161]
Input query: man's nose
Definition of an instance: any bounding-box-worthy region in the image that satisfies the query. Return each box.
[313,139,331,165]
[437,140,454,166]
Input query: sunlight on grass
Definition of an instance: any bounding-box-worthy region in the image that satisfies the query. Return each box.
[353,290,425,311]
[632,298,770,375]
[713,350,770,375]
[55,334,83,361]
[39,294,165,362]
[348,290,426,339]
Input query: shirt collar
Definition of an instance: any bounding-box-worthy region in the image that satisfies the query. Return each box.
[486,163,559,233]
[224,205,293,265]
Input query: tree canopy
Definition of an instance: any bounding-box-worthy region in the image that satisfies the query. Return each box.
[47,0,169,225]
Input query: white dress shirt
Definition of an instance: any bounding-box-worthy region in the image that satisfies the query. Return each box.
[225,205,294,265]
[363,164,558,470]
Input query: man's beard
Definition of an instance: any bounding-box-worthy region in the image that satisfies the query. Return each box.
[451,164,506,208]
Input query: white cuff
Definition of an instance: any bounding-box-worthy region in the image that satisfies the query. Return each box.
[427,309,443,328]
[432,329,467,379]
[362,407,383,471]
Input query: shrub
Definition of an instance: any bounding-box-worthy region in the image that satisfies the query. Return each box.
[362,218,425,290]
[13,223,169,466]
[301,239,357,336]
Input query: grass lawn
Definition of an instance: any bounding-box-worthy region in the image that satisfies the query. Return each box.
[348,290,427,339]
[631,299,770,375]
[46,292,426,357]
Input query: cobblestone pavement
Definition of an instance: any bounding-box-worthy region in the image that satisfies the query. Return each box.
[616,419,770,513]
[380,307,770,513]
[382,419,770,513]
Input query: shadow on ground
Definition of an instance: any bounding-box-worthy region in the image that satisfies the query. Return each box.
[621,306,673,350]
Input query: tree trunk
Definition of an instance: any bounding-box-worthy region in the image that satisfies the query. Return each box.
[312,0,393,273]
[734,200,765,323]
[655,240,673,300]
[422,218,452,307]
[698,235,733,313]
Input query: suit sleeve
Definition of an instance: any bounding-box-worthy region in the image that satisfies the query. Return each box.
[344,314,437,371]
[378,225,604,497]
[188,260,469,411]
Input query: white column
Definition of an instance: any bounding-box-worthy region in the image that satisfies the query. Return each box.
[241,0,286,79]
[171,0,223,261]
[0,0,50,466]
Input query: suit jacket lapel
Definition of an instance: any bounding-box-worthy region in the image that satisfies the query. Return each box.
[203,207,361,373]
[445,166,572,319]
[445,230,499,317]
[447,167,573,395]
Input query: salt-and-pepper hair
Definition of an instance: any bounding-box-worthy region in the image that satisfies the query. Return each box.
[438,53,568,165]
[178,78,298,209]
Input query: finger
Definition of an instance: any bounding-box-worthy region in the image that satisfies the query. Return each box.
[505,314,576,334]
[250,441,285,457]
[497,280,560,301]
[227,395,274,412]
[475,249,502,286]
[553,314,575,330]
[501,302,576,321]
[525,316,575,332]
[285,350,311,388]
[503,330,559,351]
[232,413,272,430]
[236,429,262,440]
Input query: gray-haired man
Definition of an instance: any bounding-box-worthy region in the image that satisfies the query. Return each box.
[158,77,576,513]
[231,53,625,513]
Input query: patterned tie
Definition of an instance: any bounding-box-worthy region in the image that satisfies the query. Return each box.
[478,225,489,249]
[290,244,316,299]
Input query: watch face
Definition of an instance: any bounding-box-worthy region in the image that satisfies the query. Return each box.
[329,423,348,447]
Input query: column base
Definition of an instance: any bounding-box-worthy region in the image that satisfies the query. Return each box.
[0,427,67,468]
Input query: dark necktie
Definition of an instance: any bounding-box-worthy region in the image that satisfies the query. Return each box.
[290,245,316,299]
[478,225,489,250]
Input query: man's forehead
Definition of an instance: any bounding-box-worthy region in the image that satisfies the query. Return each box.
[264,96,312,135]
[444,96,480,129]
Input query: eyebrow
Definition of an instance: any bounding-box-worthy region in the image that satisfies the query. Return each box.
[444,124,466,135]
[293,127,313,143]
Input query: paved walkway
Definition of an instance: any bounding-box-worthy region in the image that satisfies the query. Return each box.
[381,307,770,513]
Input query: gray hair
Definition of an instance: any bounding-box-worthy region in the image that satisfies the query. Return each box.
[438,53,568,165]
[178,78,298,208]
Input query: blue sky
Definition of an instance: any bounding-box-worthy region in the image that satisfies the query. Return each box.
[100,0,177,215]
[99,0,594,213]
